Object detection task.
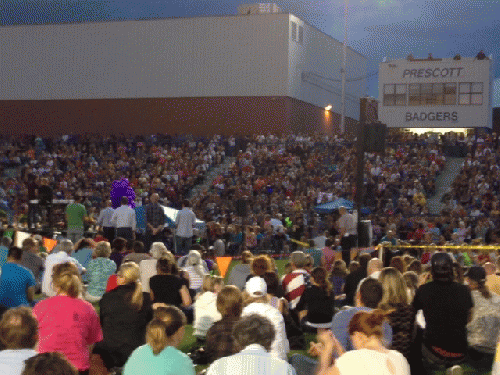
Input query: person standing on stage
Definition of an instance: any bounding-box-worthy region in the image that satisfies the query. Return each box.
[111,196,136,241]
[145,193,165,252]
[26,174,39,229]
[175,200,196,255]
[38,177,53,230]
[337,206,357,267]
[65,195,87,244]
[97,200,115,243]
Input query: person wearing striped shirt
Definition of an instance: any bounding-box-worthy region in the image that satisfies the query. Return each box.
[282,251,310,313]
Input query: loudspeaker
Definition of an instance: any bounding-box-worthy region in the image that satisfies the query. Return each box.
[363,123,386,153]
[236,199,248,217]
[358,220,372,247]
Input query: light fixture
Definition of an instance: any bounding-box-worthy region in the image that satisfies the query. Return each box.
[325,105,332,111]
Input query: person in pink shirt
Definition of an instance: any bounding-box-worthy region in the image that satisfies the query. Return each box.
[321,238,337,273]
[33,262,103,375]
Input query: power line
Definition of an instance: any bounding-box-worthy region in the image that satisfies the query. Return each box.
[303,79,360,103]
[305,70,379,83]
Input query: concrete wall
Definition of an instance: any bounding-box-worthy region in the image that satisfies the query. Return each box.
[378,57,493,128]
[0,14,289,100]
[0,96,359,137]
[287,14,368,121]
[0,13,365,136]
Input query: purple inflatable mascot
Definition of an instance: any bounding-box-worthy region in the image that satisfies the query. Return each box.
[110,178,136,209]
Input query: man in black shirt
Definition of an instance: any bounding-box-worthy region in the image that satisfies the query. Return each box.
[37,178,53,229]
[413,252,473,374]
[26,174,38,229]
[145,193,165,252]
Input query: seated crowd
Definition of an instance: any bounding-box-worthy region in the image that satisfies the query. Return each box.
[1,131,500,375]
[1,229,500,375]
[0,132,463,249]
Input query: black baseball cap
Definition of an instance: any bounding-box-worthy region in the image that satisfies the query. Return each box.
[431,252,454,282]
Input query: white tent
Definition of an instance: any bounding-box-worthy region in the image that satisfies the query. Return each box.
[161,205,205,231]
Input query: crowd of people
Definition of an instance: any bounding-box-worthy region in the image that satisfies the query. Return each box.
[1,231,500,375]
[0,132,494,255]
[1,130,500,375]
[2,131,493,254]
[446,134,500,228]
[0,134,227,230]
[0,132,458,228]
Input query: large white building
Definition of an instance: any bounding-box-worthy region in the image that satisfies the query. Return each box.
[379,55,494,129]
[0,4,368,136]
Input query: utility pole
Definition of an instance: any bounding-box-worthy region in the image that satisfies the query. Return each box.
[355,108,365,228]
[356,97,386,247]
[340,0,348,134]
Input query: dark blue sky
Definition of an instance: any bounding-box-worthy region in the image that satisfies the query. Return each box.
[2,0,499,106]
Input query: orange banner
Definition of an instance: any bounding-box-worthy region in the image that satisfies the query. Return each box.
[216,257,233,278]
[43,238,58,253]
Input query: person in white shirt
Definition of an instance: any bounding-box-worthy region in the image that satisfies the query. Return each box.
[206,314,296,375]
[175,200,196,255]
[0,307,38,375]
[313,231,328,250]
[41,239,84,297]
[96,200,115,243]
[242,277,289,360]
[111,196,136,241]
[193,275,224,339]
[337,206,357,267]
[182,250,208,294]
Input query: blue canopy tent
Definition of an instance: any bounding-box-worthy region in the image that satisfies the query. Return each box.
[314,198,372,215]
[314,198,354,214]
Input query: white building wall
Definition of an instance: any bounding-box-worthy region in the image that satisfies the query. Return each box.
[287,14,368,121]
[379,57,493,128]
[0,14,289,100]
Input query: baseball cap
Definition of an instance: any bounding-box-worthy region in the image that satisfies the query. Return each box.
[465,266,486,282]
[431,252,454,281]
[245,276,267,297]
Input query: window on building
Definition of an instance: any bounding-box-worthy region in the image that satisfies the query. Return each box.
[298,25,304,44]
[290,22,304,44]
[383,84,407,106]
[444,83,457,105]
[432,83,444,105]
[459,82,483,106]
[408,83,457,106]
[408,84,421,106]
[291,22,297,42]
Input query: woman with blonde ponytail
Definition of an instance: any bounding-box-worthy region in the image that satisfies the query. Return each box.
[33,262,103,375]
[93,261,152,372]
[123,305,195,375]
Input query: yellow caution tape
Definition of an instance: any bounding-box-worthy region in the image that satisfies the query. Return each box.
[290,239,310,247]
[382,244,500,252]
